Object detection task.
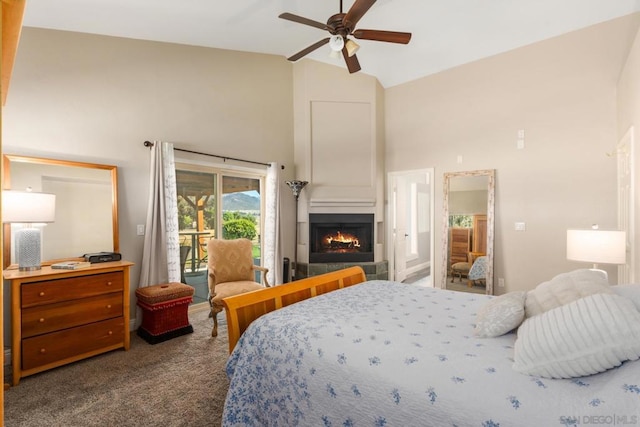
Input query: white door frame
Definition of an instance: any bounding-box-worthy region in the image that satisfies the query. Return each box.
[617,126,635,284]
[387,168,434,285]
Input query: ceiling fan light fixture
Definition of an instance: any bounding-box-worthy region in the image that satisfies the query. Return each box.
[329,49,341,59]
[329,35,344,51]
[345,39,360,57]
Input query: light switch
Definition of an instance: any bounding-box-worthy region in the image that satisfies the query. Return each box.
[514,222,526,231]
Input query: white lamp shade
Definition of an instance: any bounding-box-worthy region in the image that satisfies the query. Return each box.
[3,190,56,223]
[566,229,626,265]
[329,35,344,52]
[345,39,360,57]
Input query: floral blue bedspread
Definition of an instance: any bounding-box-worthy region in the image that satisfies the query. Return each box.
[223,281,640,427]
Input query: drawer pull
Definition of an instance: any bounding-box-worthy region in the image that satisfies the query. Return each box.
[39,318,45,323]
[39,348,46,354]
[39,292,45,297]
[106,304,112,309]
[106,281,113,286]
[108,330,113,335]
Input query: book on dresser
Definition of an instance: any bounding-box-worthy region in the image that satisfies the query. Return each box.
[51,261,92,270]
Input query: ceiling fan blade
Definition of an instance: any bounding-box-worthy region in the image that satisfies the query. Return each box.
[287,38,330,62]
[279,13,328,31]
[343,0,376,29]
[352,29,412,44]
[342,46,361,74]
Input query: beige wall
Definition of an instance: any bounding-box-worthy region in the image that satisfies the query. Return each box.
[2,28,296,333]
[386,13,640,293]
[617,23,640,284]
[3,13,640,314]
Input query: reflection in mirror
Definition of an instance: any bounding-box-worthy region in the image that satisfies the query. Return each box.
[3,155,119,268]
[441,170,495,295]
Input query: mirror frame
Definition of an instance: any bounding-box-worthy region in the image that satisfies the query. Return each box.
[3,154,119,268]
[441,169,495,295]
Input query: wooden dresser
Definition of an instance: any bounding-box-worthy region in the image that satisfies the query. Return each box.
[472,214,488,254]
[3,261,133,386]
[449,228,471,266]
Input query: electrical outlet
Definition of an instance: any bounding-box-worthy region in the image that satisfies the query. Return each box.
[136,224,145,236]
[498,278,505,287]
[514,222,526,231]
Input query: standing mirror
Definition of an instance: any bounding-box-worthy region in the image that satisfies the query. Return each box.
[3,154,119,268]
[441,169,495,295]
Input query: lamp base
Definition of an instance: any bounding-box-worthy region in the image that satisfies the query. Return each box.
[15,227,42,271]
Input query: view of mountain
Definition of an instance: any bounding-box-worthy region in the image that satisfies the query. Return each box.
[222,192,260,211]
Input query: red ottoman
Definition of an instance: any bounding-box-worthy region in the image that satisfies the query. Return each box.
[136,282,194,344]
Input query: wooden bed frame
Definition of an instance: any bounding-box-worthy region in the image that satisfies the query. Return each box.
[222,266,367,353]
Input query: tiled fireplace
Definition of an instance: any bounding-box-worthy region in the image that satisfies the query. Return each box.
[308,213,374,263]
[295,212,388,281]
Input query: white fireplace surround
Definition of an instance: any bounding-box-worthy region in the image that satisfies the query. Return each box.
[292,91,386,266]
[296,198,384,265]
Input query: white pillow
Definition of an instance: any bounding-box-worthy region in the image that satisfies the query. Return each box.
[513,293,640,379]
[611,284,640,311]
[524,269,612,318]
[474,291,526,338]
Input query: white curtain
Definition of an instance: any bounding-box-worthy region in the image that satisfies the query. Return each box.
[139,141,181,287]
[263,162,282,285]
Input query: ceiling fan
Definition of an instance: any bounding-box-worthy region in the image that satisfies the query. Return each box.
[279,0,412,74]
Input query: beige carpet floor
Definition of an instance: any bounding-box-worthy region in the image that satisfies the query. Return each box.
[4,309,229,427]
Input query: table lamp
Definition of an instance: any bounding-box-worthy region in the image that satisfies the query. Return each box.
[566,226,626,271]
[3,189,56,271]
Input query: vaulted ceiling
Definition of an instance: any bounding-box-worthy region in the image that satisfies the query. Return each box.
[22,0,640,88]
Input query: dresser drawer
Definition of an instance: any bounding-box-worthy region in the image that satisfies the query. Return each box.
[22,293,123,338]
[22,317,125,371]
[21,271,124,308]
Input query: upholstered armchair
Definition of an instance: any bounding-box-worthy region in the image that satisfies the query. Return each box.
[451,252,483,282]
[207,238,269,337]
[467,255,487,288]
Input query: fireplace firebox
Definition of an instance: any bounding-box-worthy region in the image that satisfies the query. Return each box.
[309,213,374,263]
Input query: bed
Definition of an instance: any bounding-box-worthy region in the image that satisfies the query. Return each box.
[222,267,640,426]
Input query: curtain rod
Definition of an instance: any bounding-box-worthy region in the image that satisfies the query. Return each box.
[143,141,284,169]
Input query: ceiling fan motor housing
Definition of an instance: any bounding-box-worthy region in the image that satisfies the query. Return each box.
[327,13,350,37]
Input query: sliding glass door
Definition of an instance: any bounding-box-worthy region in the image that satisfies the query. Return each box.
[176,164,264,303]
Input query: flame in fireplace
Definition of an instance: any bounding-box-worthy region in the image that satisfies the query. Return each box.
[325,231,360,249]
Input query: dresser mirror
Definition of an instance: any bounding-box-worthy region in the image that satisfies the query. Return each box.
[3,154,119,268]
[441,169,495,295]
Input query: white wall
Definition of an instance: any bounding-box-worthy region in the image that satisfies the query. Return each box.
[3,13,640,329]
[2,28,296,336]
[617,23,640,283]
[385,13,640,293]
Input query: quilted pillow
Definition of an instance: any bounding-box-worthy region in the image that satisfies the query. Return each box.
[611,284,640,311]
[474,291,526,338]
[513,293,640,379]
[524,269,612,318]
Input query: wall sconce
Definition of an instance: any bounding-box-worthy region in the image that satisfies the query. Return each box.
[3,189,56,271]
[285,180,308,280]
[566,225,626,272]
